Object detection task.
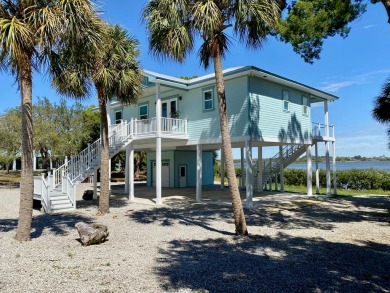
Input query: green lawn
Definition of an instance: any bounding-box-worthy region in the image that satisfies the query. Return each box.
[283,184,389,197]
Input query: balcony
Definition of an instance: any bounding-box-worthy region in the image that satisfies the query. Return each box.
[109,117,188,140]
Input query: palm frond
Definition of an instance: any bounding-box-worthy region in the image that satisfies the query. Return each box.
[372,78,390,124]
[143,0,193,63]
[232,0,282,48]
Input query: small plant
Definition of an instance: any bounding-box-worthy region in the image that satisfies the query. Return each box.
[67,252,74,259]
[15,253,20,258]
[169,110,180,119]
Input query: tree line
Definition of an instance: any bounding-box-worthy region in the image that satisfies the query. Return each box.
[0,97,100,172]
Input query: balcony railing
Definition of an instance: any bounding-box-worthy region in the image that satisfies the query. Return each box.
[131,117,187,137]
[312,122,335,141]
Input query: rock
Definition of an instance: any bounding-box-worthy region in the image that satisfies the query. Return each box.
[75,222,109,246]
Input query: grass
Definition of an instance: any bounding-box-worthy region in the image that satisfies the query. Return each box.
[0,171,22,184]
[284,184,389,196]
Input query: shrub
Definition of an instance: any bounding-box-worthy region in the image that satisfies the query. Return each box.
[284,168,390,191]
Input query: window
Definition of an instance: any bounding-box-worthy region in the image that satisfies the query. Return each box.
[282,90,290,112]
[302,95,309,116]
[139,104,148,120]
[115,110,122,124]
[203,89,214,111]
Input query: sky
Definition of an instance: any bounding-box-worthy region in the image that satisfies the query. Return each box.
[1,1,390,159]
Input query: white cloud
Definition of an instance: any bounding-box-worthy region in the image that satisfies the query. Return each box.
[362,24,377,29]
[320,69,390,92]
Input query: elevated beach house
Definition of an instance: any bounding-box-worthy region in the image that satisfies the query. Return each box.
[34,66,337,212]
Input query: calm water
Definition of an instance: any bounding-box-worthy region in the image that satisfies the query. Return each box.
[288,161,390,173]
[234,160,390,173]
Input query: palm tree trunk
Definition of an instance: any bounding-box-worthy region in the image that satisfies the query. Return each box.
[15,52,34,241]
[213,53,248,236]
[98,89,110,214]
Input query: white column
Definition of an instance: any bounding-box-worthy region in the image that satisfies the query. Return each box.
[93,169,98,200]
[324,100,329,138]
[325,142,331,196]
[156,83,162,205]
[33,150,36,171]
[307,145,313,196]
[332,141,337,195]
[245,140,253,208]
[129,147,134,201]
[125,147,130,194]
[12,160,16,171]
[196,144,202,202]
[240,148,245,188]
[315,142,320,194]
[279,146,284,193]
[324,100,331,197]
[220,147,225,190]
[257,146,263,192]
[50,158,53,170]
[106,102,111,127]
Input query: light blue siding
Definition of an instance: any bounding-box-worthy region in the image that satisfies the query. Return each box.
[174,151,214,187]
[249,76,312,143]
[183,76,249,141]
[146,150,214,187]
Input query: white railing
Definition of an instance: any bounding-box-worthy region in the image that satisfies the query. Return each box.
[44,117,188,212]
[312,122,335,139]
[161,117,187,134]
[34,174,51,213]
[66,177,77,210]
[134,118,156,135]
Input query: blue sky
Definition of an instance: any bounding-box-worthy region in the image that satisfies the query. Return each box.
[1,1,389,158]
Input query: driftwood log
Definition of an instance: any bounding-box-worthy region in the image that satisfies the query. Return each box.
[75,222,109,246]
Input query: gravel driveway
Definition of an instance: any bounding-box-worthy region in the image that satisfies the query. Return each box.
[1,185,389,293]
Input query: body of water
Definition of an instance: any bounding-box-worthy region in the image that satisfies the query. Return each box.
[234,160,390,173]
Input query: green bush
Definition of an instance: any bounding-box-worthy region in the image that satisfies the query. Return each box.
[214,164,242,178]
[284,168,390,191]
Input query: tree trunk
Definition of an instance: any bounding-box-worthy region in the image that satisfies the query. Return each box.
[213,53,248,236]
[15,52,34,241]
[98,88,110,214]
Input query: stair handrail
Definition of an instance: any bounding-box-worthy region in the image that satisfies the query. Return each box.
[54,120,132,186]
[262,144,305,185]
[40,173,51,213]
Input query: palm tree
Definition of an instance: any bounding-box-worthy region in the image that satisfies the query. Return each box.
[373,77,390,148]
[0,0,103,241]
[51,25,142,214]
[143,0,282,236]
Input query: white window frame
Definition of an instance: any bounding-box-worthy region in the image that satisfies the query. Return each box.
[139,104,148,120]
[282,90,290,112]
[115,110,122,124]
[203,88,214,111]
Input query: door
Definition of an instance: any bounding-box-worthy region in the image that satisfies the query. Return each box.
[152,162,170,187]
[161,99,177,118]
[179,165,187,188]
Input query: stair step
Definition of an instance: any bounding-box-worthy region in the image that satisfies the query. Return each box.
[51,203,73,210]
[50,195,69,201]
[51,198,71,204]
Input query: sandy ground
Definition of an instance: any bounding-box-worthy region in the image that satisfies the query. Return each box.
[0,183,389,293]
